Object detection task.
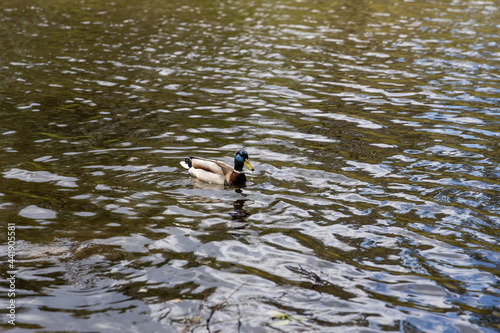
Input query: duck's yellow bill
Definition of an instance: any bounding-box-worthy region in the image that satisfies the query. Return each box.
[244,160,254,171]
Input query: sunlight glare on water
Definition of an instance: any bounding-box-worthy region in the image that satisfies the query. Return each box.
[0,0,499,331]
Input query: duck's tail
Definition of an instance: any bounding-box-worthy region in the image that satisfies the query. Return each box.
[180,158,192,169]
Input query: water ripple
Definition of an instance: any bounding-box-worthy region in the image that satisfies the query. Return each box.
[1,0,499,331]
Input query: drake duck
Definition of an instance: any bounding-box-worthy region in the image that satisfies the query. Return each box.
[180,150,254,186]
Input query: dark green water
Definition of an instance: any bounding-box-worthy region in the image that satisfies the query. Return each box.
[1,0,499,331]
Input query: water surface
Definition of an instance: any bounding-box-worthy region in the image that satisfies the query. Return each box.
[1,0,499,331]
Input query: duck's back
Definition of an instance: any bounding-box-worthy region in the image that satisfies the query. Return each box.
[191,157,232,175]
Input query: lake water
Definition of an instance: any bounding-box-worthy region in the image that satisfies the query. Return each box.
[1,0,499,331]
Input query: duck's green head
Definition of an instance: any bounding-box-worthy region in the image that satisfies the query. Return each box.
[234,150,254,172]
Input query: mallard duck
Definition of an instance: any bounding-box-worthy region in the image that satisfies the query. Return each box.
[180,150,254,186]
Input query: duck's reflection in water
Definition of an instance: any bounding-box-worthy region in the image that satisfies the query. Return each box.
[185,181,251,229]
[230,198,250,225]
